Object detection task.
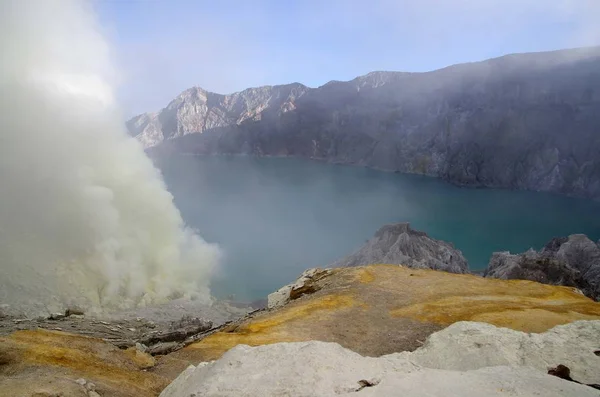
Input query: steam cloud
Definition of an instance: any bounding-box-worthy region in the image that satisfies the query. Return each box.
[0,0,219,315]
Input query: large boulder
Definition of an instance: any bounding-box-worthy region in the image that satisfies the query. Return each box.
[159,321,600,397]
[332,223,469,273]
[484,234,600,300]
[399,320,600,384]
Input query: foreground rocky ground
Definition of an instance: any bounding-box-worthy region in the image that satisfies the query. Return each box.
[161,321,600,396]
[172,265,600,368]
[2,264,599,396]
[0,299,253,397]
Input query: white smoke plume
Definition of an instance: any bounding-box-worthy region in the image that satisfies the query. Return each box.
[0,0,220,315]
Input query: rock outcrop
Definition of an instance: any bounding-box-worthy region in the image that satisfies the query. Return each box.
[129,46,600,199]
[332,223,469,273]
[400,320,600,384]
[127,83,308,148]
[484,234,600,300]
[160,321,600,397]
[267,268,332,309]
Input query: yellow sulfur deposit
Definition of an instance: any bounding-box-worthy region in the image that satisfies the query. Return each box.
[168,265,600,367]
[0,329,169,397]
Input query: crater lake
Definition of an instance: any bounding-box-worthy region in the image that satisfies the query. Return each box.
[156,155,600,302]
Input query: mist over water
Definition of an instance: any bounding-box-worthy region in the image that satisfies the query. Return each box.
[0,0,219,315]
[157,155,600,302]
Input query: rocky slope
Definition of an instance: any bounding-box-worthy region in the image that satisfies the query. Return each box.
[0,328,168,397]
[160,321,600,397]
[484,234,600,300]
[331,223,469,273]
[129,46,600,199]
[2,265,600,396]
[167,264,600,371]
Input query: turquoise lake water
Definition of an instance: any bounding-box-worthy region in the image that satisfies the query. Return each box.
[156,155,600,301]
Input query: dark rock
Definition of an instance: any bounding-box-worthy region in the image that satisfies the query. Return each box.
[146,341,180,356]
[249,298,268,310]
[548,364,600,391]
[139,318,212,346]
[0,305,9,320]
[129,47,600,200]
[484,234,600,300]
[331,223,469,273]
[543,237,569,253]
[355,378,380,391]
[48,313,65,320]
[64,307,84,317]
[548,364,575,381]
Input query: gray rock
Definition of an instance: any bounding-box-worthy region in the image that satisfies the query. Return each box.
[48,312,65,320]
[395,320,600,385]
[266,284,293,310]
[146,341,180,356]
[130,46,600,200]
[85,382,96,391]
[139,318,212,347]
[267,268,332,309]
[128,84,308,149]
[135,342,147,353]
[159,321,600,397]
[65,306,85,317]
[484,234,600,300]
[332,223,469,273]
[0,304,9,319]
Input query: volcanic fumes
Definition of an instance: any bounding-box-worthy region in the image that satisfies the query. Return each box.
[0,0,219,315]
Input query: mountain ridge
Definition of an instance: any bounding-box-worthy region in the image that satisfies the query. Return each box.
[129,46,600,105]
[128,46,600,199]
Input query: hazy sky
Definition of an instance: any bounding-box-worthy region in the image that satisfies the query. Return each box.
[95,0,600,116]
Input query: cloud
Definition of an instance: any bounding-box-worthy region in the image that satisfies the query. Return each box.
[98,0,600,116]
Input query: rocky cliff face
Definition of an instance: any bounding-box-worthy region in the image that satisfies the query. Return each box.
[484,234,600,301]
[127,83,308,148]
[331,223,469,273]
[129,47,600,199]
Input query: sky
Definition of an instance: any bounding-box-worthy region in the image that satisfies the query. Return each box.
[94,0,600,117]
